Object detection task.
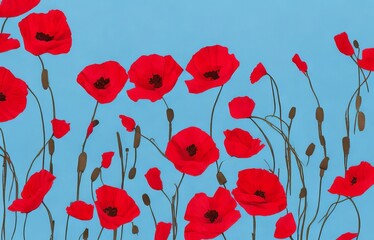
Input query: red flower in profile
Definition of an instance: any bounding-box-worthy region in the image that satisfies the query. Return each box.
[223,128,264,158]
[328,161,374,197]
[274,213,296,239]
[101,151,114,169]
[165,127,219,176]
[0,33,20,53]
[127,54,183,102]
[232,168,287,216]
[145,167,163,191]
[185,45,239,93]
[51,118,70,139]
[0,67,28,122]
[336,232,358,240]
[66,200,94,221]
[334,32,354,56]
[0,0,40,18]
[119,115,136,132]
[86,121,95,138]
[18,10,72,56]
[77,61,128,104]
[8,170,55,213]
[292,54,308,73]
[184,187,241,240]
[250,62,267,84]
[357,48,374,71]
[95,185,140,229]
[155,222,172,240]
[228,96,255,119]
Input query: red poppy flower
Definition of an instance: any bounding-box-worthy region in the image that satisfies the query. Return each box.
[95,185,140,229]
[77,61,128,104]
[0,0,40,18]
[292,54,308,73]
[223,128,264,158]
[127,54,183,102]
[66,200,94,221]
[184,187,241,240]
[185,45,239,93]
[18,10,72,56]
[232,168,287,216]
[0,33,20,53]
[101,151,114,169]
[328,161,374,197]
[119,114,136,132]
[336,232,358,240]
[145,167,163,191]
[155,222,172,240]
[86,121,95,138]
[165,127,219,176]
[334,32,354,56]
[274,213,296,239]
[8,170,55,213]
[0,67,28,122]
[250,62,267,84]
[51,118,70,139]
[357,48,374,71]
[228,96,255,119]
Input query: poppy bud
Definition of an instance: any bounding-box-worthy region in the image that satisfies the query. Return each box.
[355,95,362,110]
[305,143,315,157]
[353,40,359,49]
[319,157,329,170]
[132,224,139,234]
[216,171,227,185]
[78,152,87,172]
[145,168,163,190]
[316,107,324,123]
[342,136,350,155]
[166,108,174,122]
[48,139,55,156]
[133,126,141,148]
[299,187,307,198]
[93,119,100,127]
[41,69,49,90]
[83,228,89,240]
[288,107,296,120]
[91,167,101,182]
[319,135,325,146]
[358,111,365,131]
[129,167,136,179]
[142,193,151,206]
[116,132,123,159]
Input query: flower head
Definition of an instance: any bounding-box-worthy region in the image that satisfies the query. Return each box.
[250,63,267,84]
[228,96,255,119]
[336,232,358,240]
[66,200,94,221]
[223,128,264,158]
[51,118,70,139]
[274,213,296,239]
[357,48,374,71]
[334,32,354,56]
[155,222,172,240]
[145,167,163,191]
[101,151,115,169]
[0,0,40,18]
[292,54,308,73]
[0,33,20,53]
[119,115,136,132]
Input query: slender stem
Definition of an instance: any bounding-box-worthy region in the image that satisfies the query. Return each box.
[306,176,323,240]
[23,214,28,240]
[116,132,125,189]
[161,97,169,109]
[149,204,158,228]
[37,56,45,70]
[64,215,70,240]
[82,101,99,152]
[209,85,224,137]
[97,228,103,240]
[348,198,361,239]
[42,201,54,240]
[1,18,8,34]
[318,196,347,240]
[113,229,117,240]
[90,181,95,202]
[252,216,256,240]
[140,134,167,158]
[305,72,321,107]
[222,232,227,240]
[161,189,172,204]
[269,77,277,116]
[1,129,7,240]
[48,87,57,119]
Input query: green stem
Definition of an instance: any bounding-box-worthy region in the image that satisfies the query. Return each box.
[64,215,69,240]
[1,18,8,34]
[306,176,323,240]
[252,216,256,240]
[348,198,361,239]
[97,228,103,240]
[23,214,28,240]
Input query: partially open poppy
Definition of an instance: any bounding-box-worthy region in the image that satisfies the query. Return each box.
[274,213,296,239]
[8,170,55,213]
[223,128,264,158]
[292,54,308,73]
[155,222,172,240]
[185,45,239,93]
[357,48,374,71]
[250,62,267,84]
[145,167,163,191]
[184,187,241,240]
[51,118,70,139]
[232,168,287,216]
[165,127,219,176]
[127,54,183,102]
[336,232,358,240]
[101,151,114,169]
[0,33,20,53]
[66,200,94,221]
[328,161,374,197]
[228,96,255,119]
[18,9,72,56]
[77,61,128,104]
[334,32,355,56]
[0,0,40,18]
[119,114,136,132]
[0,67,28,122]
[95,185,140,229]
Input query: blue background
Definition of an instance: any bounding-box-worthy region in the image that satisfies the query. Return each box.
[1,0,374,239]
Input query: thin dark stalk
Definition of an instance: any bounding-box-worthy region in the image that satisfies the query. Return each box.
[306,176,323,240]
[23,214,28,240]
[305,72,320,107]
[161,189,172,204]
[82,101,99,152]
[149,204,158,228]
[64,215,69,240]
[1,18,8,33]
[116,132,125,189]
[252,216,256,240]
[318,196,346,240]
[209,85,224,138]
[42,201,54,240]
[90,181,95,202]
[97,228,103,240]
[222,232,227,240]
[286,119,293,195]
[1,128,7,240]
[348,198,361,239]
[113,229,117,240]
[269,77,277,115]
[141,134,167,158]
[161,97,169,109]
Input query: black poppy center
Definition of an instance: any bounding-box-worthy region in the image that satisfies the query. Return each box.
[204,210,219,223]
[351,177,357,185]
[204,70,220,80]
[0,92,6,101]
[35,32,54,42]
[186,144,197,157]
[94,77,110,89]
[254,190,266,199]
[103,206,118,217]
[149,74,163,88]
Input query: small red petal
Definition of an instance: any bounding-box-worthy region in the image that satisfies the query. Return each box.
[292,54,308,73]
[101,151,115,169]
[145,167,163,190]
[119,115,136,132]
[51,118,70,139]
[334,32,354,56]
[250,62,267,84]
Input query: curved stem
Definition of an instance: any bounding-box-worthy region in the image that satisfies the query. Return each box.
[97,228,103,240]
[305,72,320,107]
[42,201,54,240]
[348,198,361,239]
[1,18,8,34]
[222,232,227,240]
[149,204,158,228]
[318,196,347,240]
[306,176,323,240]
[1,129,7,240]
[23,214,28,240]
[140,134,167,158]
[209,85,223,138]
[161,189,172,204]
[64,215,70,240]
[161,97,169,109]
[82,101,99,152]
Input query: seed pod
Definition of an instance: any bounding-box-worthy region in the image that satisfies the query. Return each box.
[166,108,174,122]
[41,69,49,90]
[299,187,307,198]
[305,143,315,157]
[316,107,324,123]
[319,157,329,170]
[353,40,359,49]
[320,169,325,177]
[92,119,100,127]
[358,111,365,131]
[77,152,87,172]
[83,228,89,240]
[142,193,151,206]
[132,224,139,235]
[288,107,296,120]
[133,126,141,148]
[319,135,326,146]
[128,167,136,179]
[342,136,350,155]
[216,172,227,185]
[116,132,123,160]
[48,139,55,156]
[355,95,362,110]
[49,162,53,174]
[91,167,101,182]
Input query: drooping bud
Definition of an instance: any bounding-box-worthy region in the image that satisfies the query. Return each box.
[353,40,359,49]
[142,193,151,206]
[91,167,101,182]
[167,108,174,122]
[78,152,87,172]
[288,107,296,120]
[128,167,137,179]
[216,172,227,185]
[41,69,49,90]
[305,143,315,157]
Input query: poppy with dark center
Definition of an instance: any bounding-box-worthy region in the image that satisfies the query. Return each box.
[274,213,296,239]
[165,127,219,176]
[0,67,28,122]
[328,161,374,197]
[224,128,264,158]
[127,54,183,102]
[18,9,72,56]
[336,232,358,240]
[250,62,267,84]
[232,168,287,216]
[66,200,94,221]
[184,187,241,240]
[144,167,163,191]
[95,185,140,229]
[292,54,308,73]
[0,0,40,17]
[8,170,55,213]
[185,45,240,93]
[51,118,70,139]
[155,222,172,240]
[357,48,374,71]
[119,114,136,132]
[228,96,256,119]
[101,151,114,169]
[77,61,128,104]
[334,32,355,56]
[0,33,20,53]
